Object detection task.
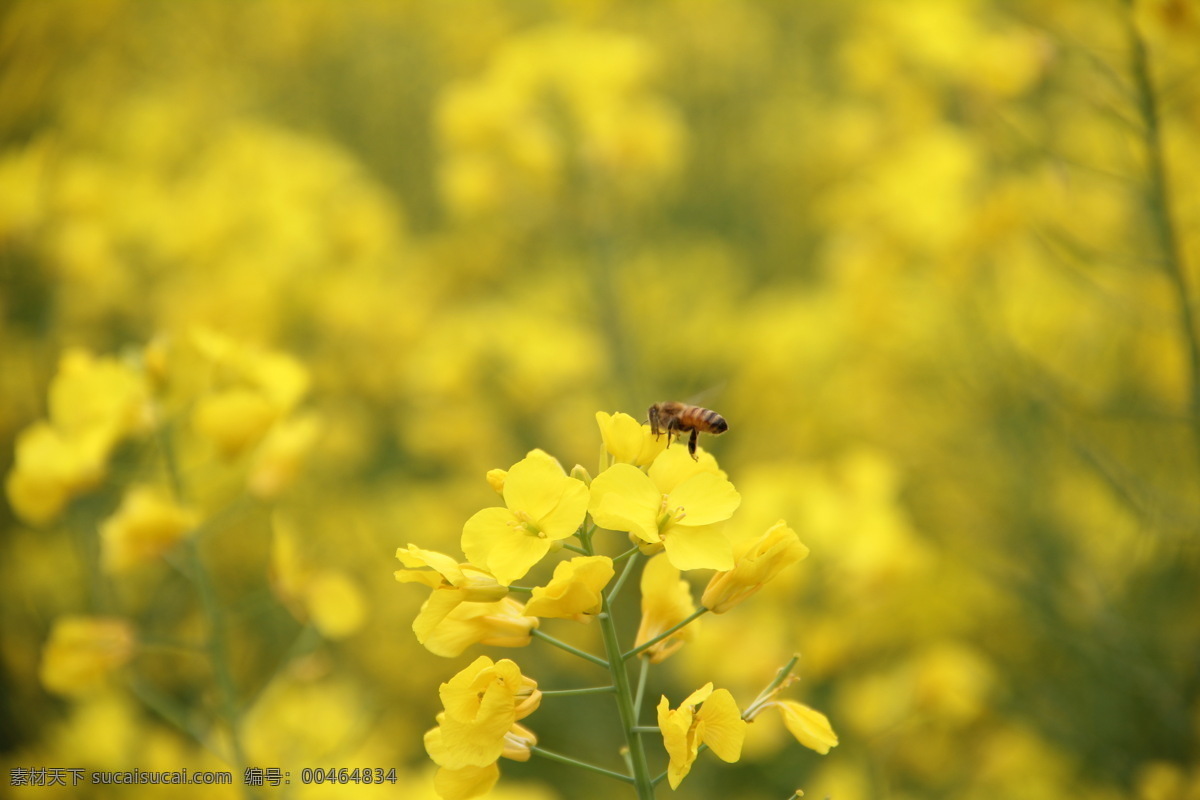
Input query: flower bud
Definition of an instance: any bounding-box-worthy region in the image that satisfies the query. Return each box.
[485,468,507,495]
[569,463,592,486]
[458,565,510,603]
[477,599,540,650]
[502,723,537,762]
[702,521,808,613]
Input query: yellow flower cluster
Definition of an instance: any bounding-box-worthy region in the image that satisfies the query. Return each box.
[99,486,198,575]
[7,330,319,537]
[397,411,828,797]
[38,616,135,696]
[5,334,342,753]
[424,656,541,800]
[6,350,150,524]
[436,26,685,221]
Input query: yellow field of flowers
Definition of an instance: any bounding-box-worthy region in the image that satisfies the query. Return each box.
[2,2,1198,798]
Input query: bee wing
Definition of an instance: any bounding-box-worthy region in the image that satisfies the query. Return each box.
[684,382,727,408]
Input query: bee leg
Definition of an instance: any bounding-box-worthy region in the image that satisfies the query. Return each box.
[687,428,699,460]
[664,418,682,449]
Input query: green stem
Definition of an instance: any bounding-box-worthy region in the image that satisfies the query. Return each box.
[155,418,186,503]
[531,628,609,669]
[623,608,708,662]
[611,545,641,564]
[127,676,207,747]
[633,656,650,717]
[580,521,657,798]
[561,542,589,556]
[156,421,251,796]
[743,654,801,719]
[632,726,660,734]
[541,685,616,697]
[187,538,250,780]
[245,624,321,712]
[136,638,206,657]
[1127,6,1200,458]
[530,745,634,784]
[597,590,656,799]
[605,549,641,606]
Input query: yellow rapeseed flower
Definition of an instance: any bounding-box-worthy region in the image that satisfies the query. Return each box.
[595,411,666,466]
[47,348,151,442]
[461,451,589,585]
[425,721,538,800]
[395,544,509,647]
[302,571,367,640]
[421,597,538,658]
[192,388,279,459]
[523,555,614,619]
[428,656,541,771]
[426,748,498,800]
[657,683,747,789]
[99,485,198,573]
[190,327,310,412]
[634,554,698,664]
[395,544,509,597]
[588,448,740,571]
[248,412,321,499]
[188,329,312,460]
[39,616,135,696]
[5,349,150,525]
[702,520,809,613]
[6,422,109,525]
[269,515,366,639]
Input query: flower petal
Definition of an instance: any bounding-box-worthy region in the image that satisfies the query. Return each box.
[413,589,467,643]
[524,556,614,618]
[682,682,714,708]
[433,763,499,800]
[503,453,569,518]
[663,523,734,571]
[648,446,722,492]
[596,493,661,544]
[697,688,746,763]
[635,555,698,663]
[589,464,661,542]
[421,598,536,657]
[668,472,740,526]
[597,411,665,466]
[395,544,465,588]
[776,700,839,754]
[484,534,553,587]
[535,477,589,540]
[657,695,699,790]
[461,507,516,573]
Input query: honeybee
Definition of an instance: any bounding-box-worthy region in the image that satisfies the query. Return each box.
[647,402,728,460]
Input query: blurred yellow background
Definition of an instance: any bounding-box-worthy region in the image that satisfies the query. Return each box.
[2,0,1199,798]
